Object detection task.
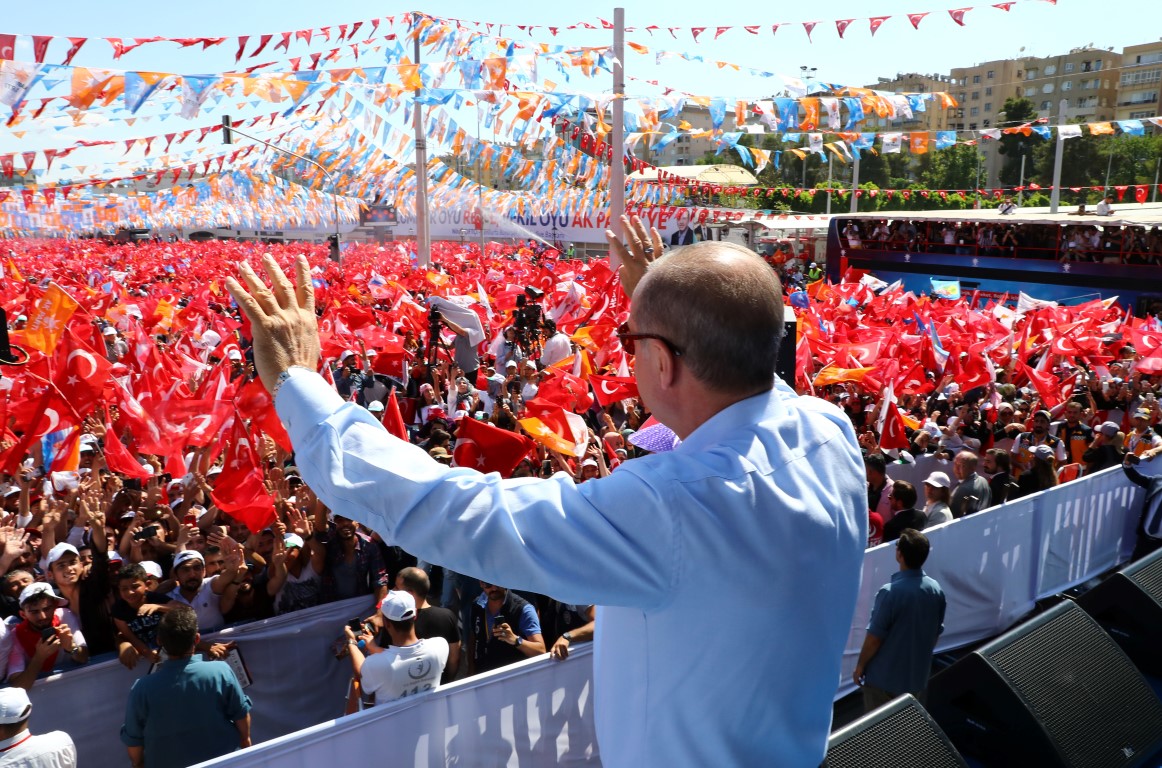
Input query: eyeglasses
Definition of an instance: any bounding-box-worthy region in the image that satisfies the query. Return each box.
[617,322,683,358]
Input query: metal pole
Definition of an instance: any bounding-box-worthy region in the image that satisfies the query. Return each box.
[1018,153,1026,207]
[1154,157,1160,203]
[825,154,832,215]
[1049,99,1067,213]
[608,7,626,268]
[412,14,431,267]
[974,155,981,209]
[801,154,807,190]
[477,107,486,258]
[1104,143,1114,192]
[849,155,860,214]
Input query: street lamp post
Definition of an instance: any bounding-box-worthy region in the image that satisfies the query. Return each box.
[221,115,343,262]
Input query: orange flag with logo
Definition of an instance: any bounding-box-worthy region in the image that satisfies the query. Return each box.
[23,282,79,353]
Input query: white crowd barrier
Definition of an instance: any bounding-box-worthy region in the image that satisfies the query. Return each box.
[34,462,1150,767]
[837,462,1144,698]
[197,646,599,768]
[27,595,374,767]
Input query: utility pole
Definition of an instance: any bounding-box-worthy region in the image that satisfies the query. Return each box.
[477,106,486,257]
[608,7,626,268]
[849,155,860,214]
[1049,99,1067,213]
[412,13,431,266]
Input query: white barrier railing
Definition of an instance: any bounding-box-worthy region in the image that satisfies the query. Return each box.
[196,646,598,768]
[33,463,1148,767]
[27,595,375,767]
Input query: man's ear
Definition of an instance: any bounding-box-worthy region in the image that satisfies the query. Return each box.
[194,632,201,648]
[653,341,679,391]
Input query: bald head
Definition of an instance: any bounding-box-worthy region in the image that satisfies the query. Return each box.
[633,241,783,396]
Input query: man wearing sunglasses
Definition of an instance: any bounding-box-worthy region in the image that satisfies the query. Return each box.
[226,219,866,768]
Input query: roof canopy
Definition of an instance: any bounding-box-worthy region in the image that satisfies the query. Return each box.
[628,164,758,186]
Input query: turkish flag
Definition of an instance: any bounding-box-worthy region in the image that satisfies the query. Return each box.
[382,389,410,442]
[109,380,167,456]
[589,374,639,407]
[536,369,594,413]
[452,416,534,476]
[152,398,233,448]
[50,327,112,416]
[234,378,291,453]
[952,352,991,393]
[879,401,911,451]
[1,380,77,474]
[211,418,276,533]
[102,421,152,480]
[1018,361,1065,410]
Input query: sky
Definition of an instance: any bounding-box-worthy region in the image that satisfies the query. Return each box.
[0,0,1154,176]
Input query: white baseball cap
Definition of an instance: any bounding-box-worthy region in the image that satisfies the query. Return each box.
[45,542,79,568]
[0,688,31,724]
[378,590,416,622]
[923,471,951,489]
[18,582,68,607]
[173,550,205,569]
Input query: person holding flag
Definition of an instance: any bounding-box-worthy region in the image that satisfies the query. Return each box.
[226,221,867,768]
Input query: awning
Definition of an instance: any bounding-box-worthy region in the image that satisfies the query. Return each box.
[628,164,758,186]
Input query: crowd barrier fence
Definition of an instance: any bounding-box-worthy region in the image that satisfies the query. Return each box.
[30,462,1148,766]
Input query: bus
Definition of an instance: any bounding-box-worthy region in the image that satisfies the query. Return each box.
[824,203,1162,314]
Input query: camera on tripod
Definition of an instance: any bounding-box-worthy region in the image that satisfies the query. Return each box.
[426,307,444,366]
[512,287,545,355]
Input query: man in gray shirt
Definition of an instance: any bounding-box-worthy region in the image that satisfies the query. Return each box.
[950,450,992,518]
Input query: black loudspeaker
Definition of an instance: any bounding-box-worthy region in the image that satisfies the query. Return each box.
[776,305,797,385]
[1077,547,1162,678]
[927,601,1162,768]
[823,694,967,768]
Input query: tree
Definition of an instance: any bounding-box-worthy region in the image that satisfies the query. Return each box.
[920,144,985,191]
[1031,128,1104,192]
[996,97,1042,186]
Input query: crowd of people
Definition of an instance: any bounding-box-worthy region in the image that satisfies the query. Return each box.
[842,216,1162,264]
[0,227,1158,763]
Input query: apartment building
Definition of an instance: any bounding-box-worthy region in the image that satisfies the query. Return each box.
[647,103,718,167]
[1015,46,1122,123]
[1117,40,1162,122]
[946,60,1023,132]
[863,73,958,132]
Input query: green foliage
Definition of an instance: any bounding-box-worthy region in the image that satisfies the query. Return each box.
[997,97,1041,186]
[920,144,985,192]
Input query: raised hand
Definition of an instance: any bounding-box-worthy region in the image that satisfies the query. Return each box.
[606,214,664,300]
[224,254,321,394]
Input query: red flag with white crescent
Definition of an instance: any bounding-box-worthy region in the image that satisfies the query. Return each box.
[879,401,911,451]
[452,415,534,476]
[589,374,639,407]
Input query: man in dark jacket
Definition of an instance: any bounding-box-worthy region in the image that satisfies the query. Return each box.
[1122,452,1162,560]
[882,482,928,542]
[1084,421,1125,474]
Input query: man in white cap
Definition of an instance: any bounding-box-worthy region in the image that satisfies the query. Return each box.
[0,686,75,767]
[344,590,448,706]
[102,325,128,363]
[921,472,954,527]
[366,400,386,424]
[7,583,87,689]
[166,550,241,652]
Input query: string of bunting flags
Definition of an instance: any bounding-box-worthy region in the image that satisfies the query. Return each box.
[0,2,1058,67]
